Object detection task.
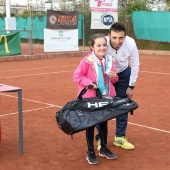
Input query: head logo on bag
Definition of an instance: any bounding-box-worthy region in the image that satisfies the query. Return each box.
[87,101,109,108]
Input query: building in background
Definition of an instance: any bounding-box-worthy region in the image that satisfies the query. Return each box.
[0,0,86,13]
[0,0,168,14]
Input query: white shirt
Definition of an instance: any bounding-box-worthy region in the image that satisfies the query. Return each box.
[106,36,140,86]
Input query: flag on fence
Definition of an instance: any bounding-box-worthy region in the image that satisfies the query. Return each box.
[46,10,78,29]
[0,32,21,56]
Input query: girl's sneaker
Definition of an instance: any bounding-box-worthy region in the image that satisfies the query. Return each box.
[97,139,109,151]
[86,151,99,165]
[99,148,117,160]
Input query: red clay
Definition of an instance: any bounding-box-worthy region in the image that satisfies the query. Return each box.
[0,46,170,170]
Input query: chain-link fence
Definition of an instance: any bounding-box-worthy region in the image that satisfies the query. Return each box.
[1,0,170,55]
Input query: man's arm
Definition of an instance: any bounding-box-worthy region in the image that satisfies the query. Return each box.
[129,40,140,87]
[127,39,140,98]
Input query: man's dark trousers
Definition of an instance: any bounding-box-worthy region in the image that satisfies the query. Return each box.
[95,66,131,141]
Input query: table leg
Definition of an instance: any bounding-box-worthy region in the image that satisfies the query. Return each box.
[18,89,23,155]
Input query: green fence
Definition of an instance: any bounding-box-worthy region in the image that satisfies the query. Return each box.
[132,11,170,43]
[0,14,83,40]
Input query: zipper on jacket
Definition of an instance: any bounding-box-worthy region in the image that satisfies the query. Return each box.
[110,40,118,54]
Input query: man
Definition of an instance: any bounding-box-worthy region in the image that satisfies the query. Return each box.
[96,22,140,150]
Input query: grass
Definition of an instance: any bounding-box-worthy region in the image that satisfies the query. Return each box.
[136,39,170,51]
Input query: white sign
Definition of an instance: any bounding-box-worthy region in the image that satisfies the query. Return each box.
[90,0,118,12]
[44,29,79,52]
[5,17,16,30]
[91,11,118,29]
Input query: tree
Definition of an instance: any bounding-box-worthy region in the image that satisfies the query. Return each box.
[0,0,5,6]
[145,0,168,11]
[126,0,147,15]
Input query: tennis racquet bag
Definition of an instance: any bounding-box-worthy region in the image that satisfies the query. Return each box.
[56,88,138,135]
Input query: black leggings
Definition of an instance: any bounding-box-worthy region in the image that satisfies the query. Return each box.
[86,121,108,152]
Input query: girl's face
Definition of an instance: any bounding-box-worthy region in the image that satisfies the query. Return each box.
[91,37,107,59]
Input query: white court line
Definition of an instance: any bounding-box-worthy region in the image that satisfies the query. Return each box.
[1,70,170,79]
[0,65,75,73]
[0,93,62,108]
[1,70,75,79]
[140,70,170,75]
[0,106,56,117]
[128,122,170,134]
[111,119,170,134]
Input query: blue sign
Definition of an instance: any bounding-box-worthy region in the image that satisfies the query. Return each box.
[102,14,114,26]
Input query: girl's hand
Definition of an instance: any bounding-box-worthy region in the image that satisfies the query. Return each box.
[90,82,98,89]
[108,71,116,78]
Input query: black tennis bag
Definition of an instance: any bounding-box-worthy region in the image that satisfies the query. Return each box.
[56,88,138,135]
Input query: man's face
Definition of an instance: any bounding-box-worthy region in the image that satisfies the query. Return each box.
[108,30,126,50]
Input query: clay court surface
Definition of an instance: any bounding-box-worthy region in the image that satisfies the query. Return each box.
[0,49,170,170]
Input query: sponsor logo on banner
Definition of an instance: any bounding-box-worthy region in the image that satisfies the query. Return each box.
[49,15,57,25]
[91,11,117,29]
[102,14,114,26]
[46,10,78,29]
[59,31,63,36]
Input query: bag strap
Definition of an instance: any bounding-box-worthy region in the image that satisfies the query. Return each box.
[96,88,102,99]
[77,88,87,99]
[77,85,102,100]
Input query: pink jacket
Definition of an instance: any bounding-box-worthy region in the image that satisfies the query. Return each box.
[73,52,118,98]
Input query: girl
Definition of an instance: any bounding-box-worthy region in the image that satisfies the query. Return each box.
[73,33,118,165]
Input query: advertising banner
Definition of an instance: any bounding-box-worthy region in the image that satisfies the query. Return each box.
[90,0,118,29]
[90,0,118,12]
[46,10,78,30]
[44,28,79,52]
[0,32,21,56]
